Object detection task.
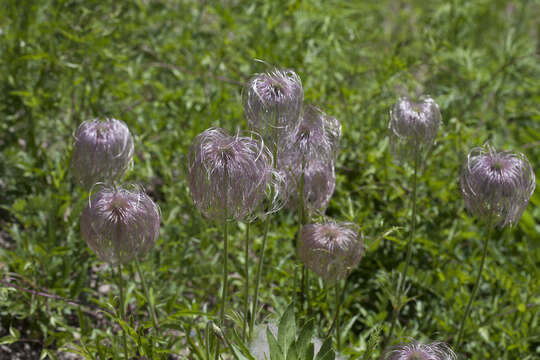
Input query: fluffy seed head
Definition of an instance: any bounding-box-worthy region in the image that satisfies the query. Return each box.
[279,104,341,166]
[80,185,160,266]
[188,127,277,222]
[460,144,535,228]
[283,160,336,216]
[389,96,441,162]
[243,68,304,144]
[72,118,134,188]
[298,222,363,283]
[384,341,457,360]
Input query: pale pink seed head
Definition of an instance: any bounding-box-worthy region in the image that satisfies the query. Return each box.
[72,118,134,189]
[460,143,535,228]
[298,222,363,283]
[243,68,304,144]
[80,185,160,266]
[187,127,277,222]
[389,96,441,163]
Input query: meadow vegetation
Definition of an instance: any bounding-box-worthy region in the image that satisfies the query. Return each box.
[0,0,539,359]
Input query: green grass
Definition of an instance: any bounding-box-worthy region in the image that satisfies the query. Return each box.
[0,0,539,359]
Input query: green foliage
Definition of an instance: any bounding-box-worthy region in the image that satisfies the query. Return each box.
[0,0,539,359]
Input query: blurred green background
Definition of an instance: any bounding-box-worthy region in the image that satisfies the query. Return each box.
[0,0,538,359]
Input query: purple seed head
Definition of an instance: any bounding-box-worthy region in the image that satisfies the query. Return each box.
[72,118,134,189]
[80,185,160,266]
[384,341,457,360]
[242,68,304,144]
[460,143,535,228]
[389,96,441,163]
[279,104,341,167]
[284,160,336,216]
[188,127,277,222]
[298,222,363,283]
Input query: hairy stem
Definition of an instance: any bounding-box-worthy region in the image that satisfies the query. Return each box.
[455,212,494,349]
[335,282,342,352]
[386,149,418,345]
[243,222,250,340]
[220,218,229,326]
[135,258,159,335]
[116,264,129,359]
[250,106,279,338]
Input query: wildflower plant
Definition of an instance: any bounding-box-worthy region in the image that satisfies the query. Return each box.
[383,341,457,360]
[80,184,161,355]
[298,221,364,351]
[386,95,441,345]
[187,127,278,331]
[72,118,134,189]
[455,144,535,349]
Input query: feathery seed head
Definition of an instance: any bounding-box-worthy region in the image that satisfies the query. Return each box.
[80,185,160,266]
[298,222,363,283]
[284,160,336,216]
[243,68,304,143]
[460,144,535,228]
[188,127,277,222]
[384,341,456,360]
[72,118,134,189]
[279,104,341,167]
[389,96,441,162]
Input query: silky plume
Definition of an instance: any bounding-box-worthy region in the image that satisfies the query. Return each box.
[72,118,134,189]
[187,127,281,222]
[460,143,535,228]
[80,185,160,266]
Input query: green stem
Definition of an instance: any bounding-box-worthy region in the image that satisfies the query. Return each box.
[251,213,270,338]
[242,222,250,340]
[387,149,418,345]
[135,258,159,335]
[116,264,129,359]
[455,212,494,349]
[297,157,306,311]
[250,107,279,338]
[335,283,341,352]
[220,218,229,326]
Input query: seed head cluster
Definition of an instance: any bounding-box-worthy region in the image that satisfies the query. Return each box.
[460,144,535,228]
[389,96,441,163]
[188,127,277,222]
[383,341,456,360]
[80,186,160,266]
[243,68,304,143]
[298,222,363,283]
[280,105,341,215]
[72,118,134,188]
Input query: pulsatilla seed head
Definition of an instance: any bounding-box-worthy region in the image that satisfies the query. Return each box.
[242,68,304,144]
[80,185,160,266]
[279,104,341,166]
[298,222,363,283]
[460,143,535,228]
[383,341,457,360]
[187,127,277,222]
[389,96,441,163]
[72,118,134,189]
[284,160,336,216]
[279,105,341,215]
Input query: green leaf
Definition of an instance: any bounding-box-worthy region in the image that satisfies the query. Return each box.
[278,303,296,356]
[296,319,315,358]
[267,326,284,360]
[315,338,335,360]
